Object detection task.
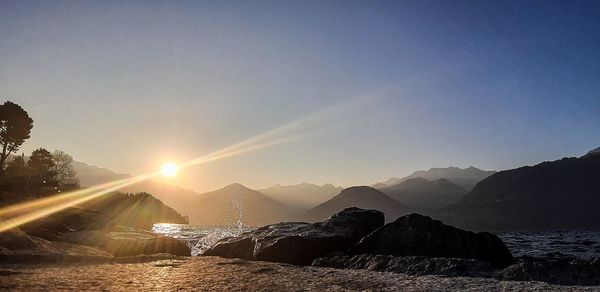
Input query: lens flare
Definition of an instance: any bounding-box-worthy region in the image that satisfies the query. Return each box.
[0,94,378,233]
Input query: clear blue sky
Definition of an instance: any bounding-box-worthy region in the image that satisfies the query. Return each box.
[1,0,599,192]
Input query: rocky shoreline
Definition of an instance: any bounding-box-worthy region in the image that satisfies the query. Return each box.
[203,208,600,288]
[2,207,600,290]
[313,254,600,286]
[2,257,600,291]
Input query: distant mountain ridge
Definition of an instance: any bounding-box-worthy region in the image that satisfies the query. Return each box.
[302,186,412,223]
[442,153,600,231]
[374,166,496,191]
[379,178,467,210]
[259,182,343,211]
[71,161,130,187]
[184,183,291,227]
[584,147,600,157]
[72,160,200,215]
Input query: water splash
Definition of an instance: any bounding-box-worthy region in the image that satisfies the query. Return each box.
[153,192,250,256]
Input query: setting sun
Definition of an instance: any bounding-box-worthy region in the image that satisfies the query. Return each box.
[161,163,178,177]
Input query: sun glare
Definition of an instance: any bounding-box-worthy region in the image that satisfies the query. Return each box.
[161,162,178,177]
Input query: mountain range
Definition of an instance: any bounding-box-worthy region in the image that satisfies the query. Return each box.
[441,153,600,231]
[258,182,343,211]
[377,178,467,210]
[182,183,291,227]
[70,162,493,227]
[301,186,412,223]
[374,166,496,191]
[70,146,600,231]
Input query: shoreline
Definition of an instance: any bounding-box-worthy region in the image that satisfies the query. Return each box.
[2,256,600,291]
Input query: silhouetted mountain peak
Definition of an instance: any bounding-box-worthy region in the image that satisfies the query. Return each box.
[584,147,600,158]
[447,153,600,231]
[259,182,343,211]
[302,186,411,223]
[374,166,496,191]
[339,186,388,197]
[222,183,251,191]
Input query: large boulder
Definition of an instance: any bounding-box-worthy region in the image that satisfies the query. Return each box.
[0,224,112,263]
[203,207,384,265]
[0,223,38,250]
[350,214,514,268]
[60,230,191,257]
[144,236,191,256]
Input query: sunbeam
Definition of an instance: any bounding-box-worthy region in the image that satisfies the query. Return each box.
[0,175,150,233]
[0,95,374,233]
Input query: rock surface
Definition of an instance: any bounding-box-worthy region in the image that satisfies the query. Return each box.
[0,224,38,250]
[314,254,600,286]
[0,235,113,264]
[144,236,191,256]
[350,213,514,268]
[203,207,384,265]
[60,229,191,257]
[313,254,495,277]
[497,256,600,286]
[1,257,596,291]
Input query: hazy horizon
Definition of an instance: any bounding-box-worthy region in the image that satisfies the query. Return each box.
[2,1,599,193]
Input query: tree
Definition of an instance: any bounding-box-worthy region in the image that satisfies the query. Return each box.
[51,150,79,186]
[5,153,27,177]
[28,148,55,183]
[0,101,34,175]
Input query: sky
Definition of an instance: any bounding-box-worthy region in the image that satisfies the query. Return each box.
[1,0,599,192]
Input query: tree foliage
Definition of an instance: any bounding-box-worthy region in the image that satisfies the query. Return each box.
[28,148,55,181]
[51,150,79,186]
[0,101,34,174]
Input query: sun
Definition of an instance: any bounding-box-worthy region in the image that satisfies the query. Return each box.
[160,162,178,177]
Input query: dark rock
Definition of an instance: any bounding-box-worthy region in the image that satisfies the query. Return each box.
[0,224,38,250]
[144,236,191,256]
[313,254,600,286]
[350,213,514,268]
[0,235,112,264]
[497,256,600,286]
[203,207,384,265]
[60,230,191,257]
[313,254,495,277]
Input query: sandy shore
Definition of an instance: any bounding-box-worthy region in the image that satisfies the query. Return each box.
[1,256,599,291]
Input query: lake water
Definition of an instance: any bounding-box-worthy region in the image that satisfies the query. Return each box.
[497,230,600,259]
[153,223,600,259]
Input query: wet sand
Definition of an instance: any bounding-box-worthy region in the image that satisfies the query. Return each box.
[1,256,599,291]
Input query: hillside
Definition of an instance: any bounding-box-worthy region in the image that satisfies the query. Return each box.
[374,167,496,191]
[379,178,467,210]
[184,183,292,227]
[80,192,189,229]
[71,161,130,187]
[302,186,412,223]
[258,182,343,211]
[72,160,199,216]
[21,192,188,240]
[584,147,600,158]
[443,154,600,231]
